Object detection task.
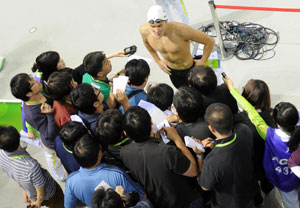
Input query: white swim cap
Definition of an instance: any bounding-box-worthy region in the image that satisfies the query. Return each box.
[147,5,167,23]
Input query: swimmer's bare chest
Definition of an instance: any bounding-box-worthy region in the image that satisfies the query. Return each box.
[148,36,193,69]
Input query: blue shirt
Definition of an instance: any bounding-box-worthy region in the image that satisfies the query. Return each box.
[120,86,147,114]
[263,128,300,192]
[54,136,80,174]
[64,163,144,208]
[78,111,100,136]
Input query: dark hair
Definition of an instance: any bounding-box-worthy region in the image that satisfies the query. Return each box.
[59,121,88,149]
[205,103,233,135]
[0,126,20,152]
[96,109,124,146]
[70,83,98,114]
[273,102,298,132]
[124,106,151,142]
[173,86,204,123]
[147,83,173,111]
[74,134,102,168]
[10,73,32,101]
[272,102,300,153]
[47,72,73,103]
[32,51,60,81]
[125,59,150,86]
[187,65,217,96]
[288,126,300,153]
[83,51,106,77]
[242,79,271,111]
[91,188,123,208]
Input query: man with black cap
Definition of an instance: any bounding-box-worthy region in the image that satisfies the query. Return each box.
[140,5,215,88]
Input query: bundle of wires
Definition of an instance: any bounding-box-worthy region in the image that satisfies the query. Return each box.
[198,21,279,60]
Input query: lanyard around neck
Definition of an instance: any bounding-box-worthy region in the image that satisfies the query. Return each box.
[113,138,130,147]
[63,143,73,154]
[26,100,45,105]
[215,133,237,148]
[10,154,29,159]
[91,76,109,85]
[65,100,72,105]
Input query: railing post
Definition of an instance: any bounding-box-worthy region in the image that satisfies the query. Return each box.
[208,0,233,60]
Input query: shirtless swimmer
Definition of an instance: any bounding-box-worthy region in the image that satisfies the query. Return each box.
[140,5,215,88]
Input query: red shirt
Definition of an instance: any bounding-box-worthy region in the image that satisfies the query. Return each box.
[53,101,77,129]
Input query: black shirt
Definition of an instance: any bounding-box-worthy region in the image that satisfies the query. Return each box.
[176,117,215,141]
[72,64,85,84]
[202,84,239,114]
[176,117,215,158]
[234,109,276,179]
[120,138,200,208]
[102,138,133,171]
[200,124,257,208]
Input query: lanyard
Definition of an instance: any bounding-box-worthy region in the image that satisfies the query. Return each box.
[113,138,130,147]
[26,100,45,105]
[10,155,29,159]
[63,144,73,154]
[91,76,110,86]
[65,100,72,105]
[215,133,237,148]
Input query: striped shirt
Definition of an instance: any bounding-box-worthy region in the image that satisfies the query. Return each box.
[0,147,56,201]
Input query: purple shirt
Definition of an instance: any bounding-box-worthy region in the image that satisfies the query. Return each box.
[264,128,300,192]
[24,103,58,149]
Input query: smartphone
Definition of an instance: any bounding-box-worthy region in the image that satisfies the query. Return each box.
[124,45,137,55]
[221,72,227,78]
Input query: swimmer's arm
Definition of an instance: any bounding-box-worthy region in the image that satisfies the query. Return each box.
[140,25,161,63]
[180,24,215,65]
[199,33,215,65]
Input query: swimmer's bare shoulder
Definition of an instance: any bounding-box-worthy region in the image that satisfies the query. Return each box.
[140,24,150,40]
[168,22,214,47]
[167,22,201,41]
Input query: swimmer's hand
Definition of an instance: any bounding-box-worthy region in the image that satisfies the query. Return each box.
[157,59,171,75]
[195,59,206,66]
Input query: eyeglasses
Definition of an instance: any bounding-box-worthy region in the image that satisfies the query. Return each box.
[93,87,102,98]
[148,19,164,24]
[28,75,37,88]
[96,89,102,98]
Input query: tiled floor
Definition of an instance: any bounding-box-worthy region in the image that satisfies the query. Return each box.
[1,0,300,207]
